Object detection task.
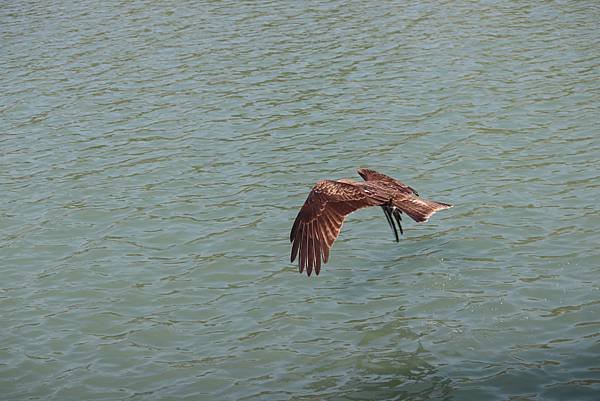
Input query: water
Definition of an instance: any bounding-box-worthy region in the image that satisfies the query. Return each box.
[2,1,599,400]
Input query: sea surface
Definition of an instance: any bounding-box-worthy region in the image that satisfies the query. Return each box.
[2,1,599,400]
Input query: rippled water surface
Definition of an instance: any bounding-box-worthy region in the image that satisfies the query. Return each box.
[2,1,600,400]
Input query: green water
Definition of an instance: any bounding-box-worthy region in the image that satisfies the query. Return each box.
[2,1,599,400]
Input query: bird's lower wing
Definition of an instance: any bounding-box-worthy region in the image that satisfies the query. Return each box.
[290,180,385,276]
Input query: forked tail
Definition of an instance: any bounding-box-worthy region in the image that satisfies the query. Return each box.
[394,196,452,223]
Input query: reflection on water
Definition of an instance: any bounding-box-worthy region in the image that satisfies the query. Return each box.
[1,0,599,400]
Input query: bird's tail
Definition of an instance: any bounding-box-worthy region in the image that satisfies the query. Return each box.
[393,196,452,223]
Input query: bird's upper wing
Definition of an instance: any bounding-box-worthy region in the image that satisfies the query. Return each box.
[290,180,387,276]
[357,168,419,195]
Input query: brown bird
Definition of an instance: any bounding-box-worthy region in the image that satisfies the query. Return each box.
[290,168,452,276]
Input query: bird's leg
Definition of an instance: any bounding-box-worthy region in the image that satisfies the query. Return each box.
[392,207,404,235]
[381,205,399,242]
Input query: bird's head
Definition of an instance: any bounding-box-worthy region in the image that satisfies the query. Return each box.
[357,167,375,180]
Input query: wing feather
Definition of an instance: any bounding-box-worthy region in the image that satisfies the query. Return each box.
[315,211,332,263]
[291,226,301,263]
[314,224,323,275]
[321,210,339,247]
[300,223,308,274]
[322,239,330,263]
[310,222,319,276]
[290,217,299,242]
[290,180,385,276]
[307,222,316,276]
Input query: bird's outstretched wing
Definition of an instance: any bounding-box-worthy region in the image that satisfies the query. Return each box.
[290,180,386,276]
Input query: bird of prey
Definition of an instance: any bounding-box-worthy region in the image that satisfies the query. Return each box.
[290,168,452,276]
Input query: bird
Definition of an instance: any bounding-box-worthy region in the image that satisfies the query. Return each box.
[290,168,452,276]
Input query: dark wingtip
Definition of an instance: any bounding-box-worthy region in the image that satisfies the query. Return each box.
[290,218,298,242]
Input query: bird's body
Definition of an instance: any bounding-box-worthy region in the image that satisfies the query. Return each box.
[290,168,452,276]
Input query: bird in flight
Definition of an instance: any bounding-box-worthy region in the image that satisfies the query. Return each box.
[290,168,452,276]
